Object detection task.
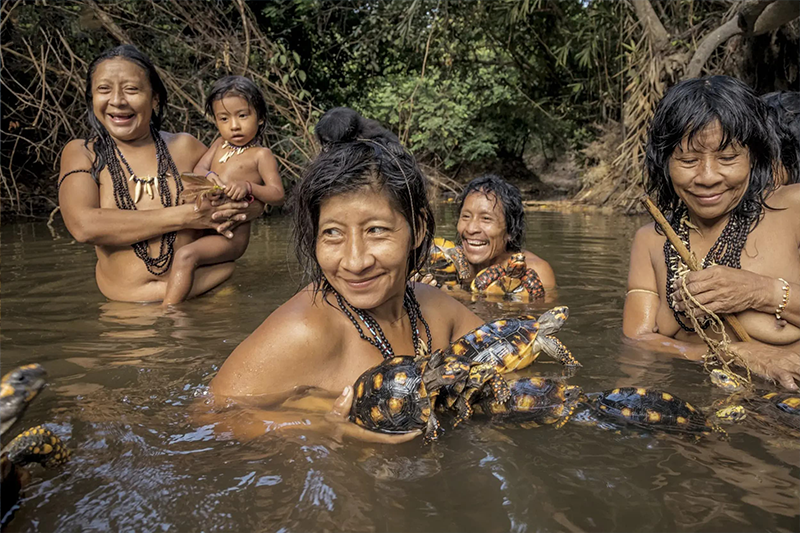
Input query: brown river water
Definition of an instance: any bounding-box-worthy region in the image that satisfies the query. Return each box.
[1,208,798,532]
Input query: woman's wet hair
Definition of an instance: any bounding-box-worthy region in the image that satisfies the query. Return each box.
[762,91,800,185]
[457,174,525,253]
[205,75,269,139]
[83,44,168,180]
[644,75,779,224]
[293,107,433,292]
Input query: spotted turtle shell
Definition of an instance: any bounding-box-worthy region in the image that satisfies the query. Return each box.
[449,316,541,373]
[477,377,582,426]
[350,356,432,435]
[471,254,545,300]
[423,238,470,286]
[752,392,800,430]
[589,387,712,433]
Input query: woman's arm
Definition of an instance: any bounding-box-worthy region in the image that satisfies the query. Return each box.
[622,224,708,359]
[251,148,285,207]
[413,283,484,342]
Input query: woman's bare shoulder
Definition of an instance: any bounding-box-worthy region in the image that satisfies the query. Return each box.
[163,131,206,151]
[770,183,800,210]
[61,139,93,163]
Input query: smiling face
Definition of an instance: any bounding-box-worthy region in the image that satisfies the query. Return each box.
[316,186,417,311]
[91,58,156,142]
[457,192,509,270]
[668,121,751,224]
[212,95,262,147]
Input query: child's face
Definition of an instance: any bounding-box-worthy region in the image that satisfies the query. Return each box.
[212,95,261,146]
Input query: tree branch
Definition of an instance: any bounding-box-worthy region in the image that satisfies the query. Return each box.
[684,17,742,79]
[630,0,670,46]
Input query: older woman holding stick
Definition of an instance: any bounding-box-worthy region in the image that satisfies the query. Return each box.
[623,76,800,390]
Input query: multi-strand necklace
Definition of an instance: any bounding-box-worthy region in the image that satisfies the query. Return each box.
[664,206,753,332]
[333,284,432,359]
[218,140,259,164]
[107,125,183,276]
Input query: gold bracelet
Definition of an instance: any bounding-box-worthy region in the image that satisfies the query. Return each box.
[775,277,790,321]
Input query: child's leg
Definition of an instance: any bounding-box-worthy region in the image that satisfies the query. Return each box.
[163,224,251,306]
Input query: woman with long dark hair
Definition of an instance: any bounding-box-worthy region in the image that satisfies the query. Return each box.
[210,108,485,442]
[623,75,800,389]
[58,45,261,302]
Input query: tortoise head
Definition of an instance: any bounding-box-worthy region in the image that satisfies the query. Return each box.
[709,368,747,392]
[536,306,569,335]
[506,253,527,278]
[714,405,747,423]
[563,384,584,404]
[1,364,47,438]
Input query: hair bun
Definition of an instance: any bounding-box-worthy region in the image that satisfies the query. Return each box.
[315,107,399,147]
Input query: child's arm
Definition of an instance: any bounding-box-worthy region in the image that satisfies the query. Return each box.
[193,137,224,184]
[250,148,285,206]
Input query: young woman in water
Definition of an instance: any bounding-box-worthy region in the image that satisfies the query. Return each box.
[58,45,262,303]
[210,108,485,442]
[623,76,800,389]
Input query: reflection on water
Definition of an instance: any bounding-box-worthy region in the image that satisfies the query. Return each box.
[1,210,798,532]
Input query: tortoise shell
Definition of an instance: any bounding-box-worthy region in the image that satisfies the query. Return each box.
[350,356,439,440]
[471,253,545,301]
[476,377,583,428]
[587,387,717,435]
[748,391,800,430]
[422,238,471,286]
[448,306,579,371]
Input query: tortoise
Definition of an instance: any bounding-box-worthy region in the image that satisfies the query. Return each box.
[421,237,471,286]
[1,365,70,521]
[470,252,545,301]
[474,377,583,429]
[578,387,727,437]
[709,368,800,431]
[350,351,511,443]
[448,306,580,371]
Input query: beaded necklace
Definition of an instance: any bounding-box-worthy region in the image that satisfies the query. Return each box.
[332,284,432,359]
[664,205,753,332]
[108,126,183,276]
[218,140,259,164]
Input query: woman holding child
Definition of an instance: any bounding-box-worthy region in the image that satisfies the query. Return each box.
[623,76,800,390]
[58,45,280,304]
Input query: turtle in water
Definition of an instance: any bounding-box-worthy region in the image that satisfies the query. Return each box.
[448,306,580,371]
[421,237,471,287]
[470,253,545,301]
[1,364,71,521]
[350,352,511,443]
[475,377,584,429]
[709,368,800,431]
[576,387,727,438]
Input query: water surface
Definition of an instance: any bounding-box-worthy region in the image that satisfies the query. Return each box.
[2,209,798,532]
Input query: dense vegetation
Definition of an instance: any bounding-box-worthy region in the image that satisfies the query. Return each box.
[1,0,797,218]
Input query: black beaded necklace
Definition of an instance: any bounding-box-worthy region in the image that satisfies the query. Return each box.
[332,284,432,359]
[664,205,753,332]
[107,126,184,275]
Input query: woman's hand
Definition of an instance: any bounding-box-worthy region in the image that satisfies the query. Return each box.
[410,272,438,287]
[729,342,800,390]
[672,266,771,318]
[324,386,421,444]
[209,197,264,238]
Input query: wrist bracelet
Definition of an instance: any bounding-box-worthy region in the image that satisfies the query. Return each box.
[205,171,218,179]
[246,181,253,195]
[775,277,790,321]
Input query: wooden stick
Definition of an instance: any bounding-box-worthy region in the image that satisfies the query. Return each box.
[641,196,752,343]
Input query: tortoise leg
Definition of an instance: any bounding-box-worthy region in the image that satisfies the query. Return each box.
[537,335,581,367]
[424,411,443,443]
[4,426,70,469]
[522,270,545,300]
[452,396,475,428]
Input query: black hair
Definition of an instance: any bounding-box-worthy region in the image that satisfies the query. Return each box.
[457,174,525,253]
[762,91,800,185]
[205,75,269,139]
[644,75,779,225]
[292,107,434,292]
[83,44,168,181]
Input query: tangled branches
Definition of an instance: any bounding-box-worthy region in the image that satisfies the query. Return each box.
[1,0,317,218]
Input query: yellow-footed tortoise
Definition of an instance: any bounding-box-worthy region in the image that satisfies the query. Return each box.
[575,387,726,438]
[350,352,511,443]
[421,238,471,287]
[475,377,583,429]
[709,369,800,431]
[1,365,70,521]
[448,306,580,372]
[470,253,545,301]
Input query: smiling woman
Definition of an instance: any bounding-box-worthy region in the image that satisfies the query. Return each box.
[209,107,486,442]
[623,75,800,389]
[57,45,263,303]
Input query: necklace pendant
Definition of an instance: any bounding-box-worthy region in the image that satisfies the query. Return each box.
[134,179,143,203]
[145,180,154,200]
